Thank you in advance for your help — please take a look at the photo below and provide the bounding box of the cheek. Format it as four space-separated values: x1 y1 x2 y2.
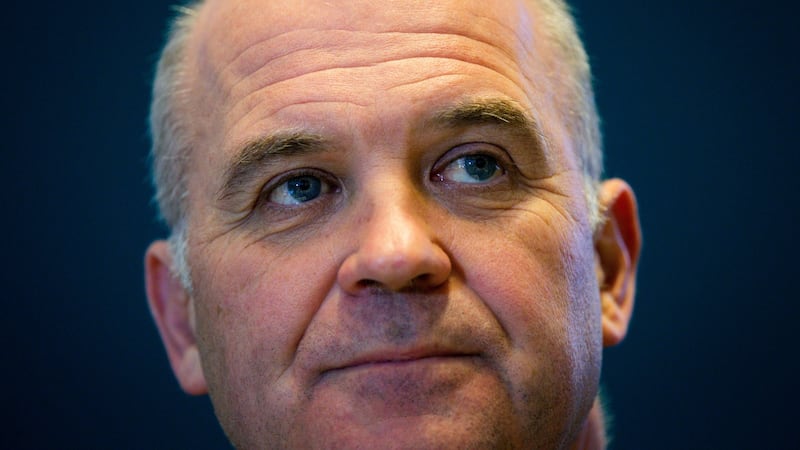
190 240 339 432
456 213 601 421
463 220 597 339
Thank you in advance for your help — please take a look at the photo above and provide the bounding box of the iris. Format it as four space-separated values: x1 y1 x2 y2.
462 155 498 181
286 176 322 202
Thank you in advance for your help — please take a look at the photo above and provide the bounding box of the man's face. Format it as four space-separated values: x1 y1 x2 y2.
177 0 605 447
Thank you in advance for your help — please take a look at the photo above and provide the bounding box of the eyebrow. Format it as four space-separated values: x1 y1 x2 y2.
217 99 549 203
430 98 550 152
217 131 326 202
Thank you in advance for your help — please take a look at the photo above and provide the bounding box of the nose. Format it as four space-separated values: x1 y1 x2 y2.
337 192 452 294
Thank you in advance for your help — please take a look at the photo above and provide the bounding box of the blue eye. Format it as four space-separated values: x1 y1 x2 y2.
268 175 330 205
440 154 502 183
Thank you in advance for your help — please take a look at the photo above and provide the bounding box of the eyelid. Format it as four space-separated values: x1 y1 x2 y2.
431 143 513 182
258 168 340 207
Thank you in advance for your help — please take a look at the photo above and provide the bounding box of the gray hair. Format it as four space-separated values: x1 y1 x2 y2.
148 0 604 288
149 3 200 289
531 0 604 227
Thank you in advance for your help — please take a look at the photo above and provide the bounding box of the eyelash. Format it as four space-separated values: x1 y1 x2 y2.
258 168 340 207
256 143 513 209
431 144 512 185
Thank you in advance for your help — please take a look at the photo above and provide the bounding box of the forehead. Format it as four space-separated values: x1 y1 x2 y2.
194 0 539 62
183 0 567 179
188 0 550 115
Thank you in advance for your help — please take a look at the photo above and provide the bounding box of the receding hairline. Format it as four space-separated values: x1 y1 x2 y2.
150 0 602 232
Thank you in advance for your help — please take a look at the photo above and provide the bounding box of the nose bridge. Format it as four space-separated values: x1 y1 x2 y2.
365 177 427 250
337 171 452 293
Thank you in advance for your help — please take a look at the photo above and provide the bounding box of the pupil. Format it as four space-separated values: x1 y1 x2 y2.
464 155 496 180
287 176 321 202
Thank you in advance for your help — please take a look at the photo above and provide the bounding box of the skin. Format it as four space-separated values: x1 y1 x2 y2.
146 0 642 448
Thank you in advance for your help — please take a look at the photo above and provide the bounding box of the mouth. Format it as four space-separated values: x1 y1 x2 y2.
307 348 488 419
321 348 482 377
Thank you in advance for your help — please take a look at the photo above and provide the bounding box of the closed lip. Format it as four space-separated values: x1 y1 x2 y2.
322 346 481 375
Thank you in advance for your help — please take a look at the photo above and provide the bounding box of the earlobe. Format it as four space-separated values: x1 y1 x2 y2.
145 240 208 395
595 179 642 348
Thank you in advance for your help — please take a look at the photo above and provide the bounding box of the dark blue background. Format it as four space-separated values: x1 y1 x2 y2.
4 1 797 448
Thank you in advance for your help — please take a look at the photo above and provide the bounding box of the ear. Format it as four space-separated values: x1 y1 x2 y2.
595 179 642 347
145 240 208 395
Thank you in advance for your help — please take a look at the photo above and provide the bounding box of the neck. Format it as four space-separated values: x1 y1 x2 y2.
569 398 607 450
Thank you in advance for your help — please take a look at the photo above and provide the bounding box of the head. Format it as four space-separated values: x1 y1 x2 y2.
145 0 641 448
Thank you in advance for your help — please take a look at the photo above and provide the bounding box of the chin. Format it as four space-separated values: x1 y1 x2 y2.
288 415 517 450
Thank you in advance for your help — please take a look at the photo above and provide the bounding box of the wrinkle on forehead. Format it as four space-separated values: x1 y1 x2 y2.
228 53 530 142
226 31 517 104
189 0 545 103
181 0 569 183
195 0 537 61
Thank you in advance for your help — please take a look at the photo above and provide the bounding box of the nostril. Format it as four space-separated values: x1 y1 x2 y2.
409 274 430 289
353 279 405 295
357 279 382 290
337 229 453 295
355 274 440 293
355 278 418 293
